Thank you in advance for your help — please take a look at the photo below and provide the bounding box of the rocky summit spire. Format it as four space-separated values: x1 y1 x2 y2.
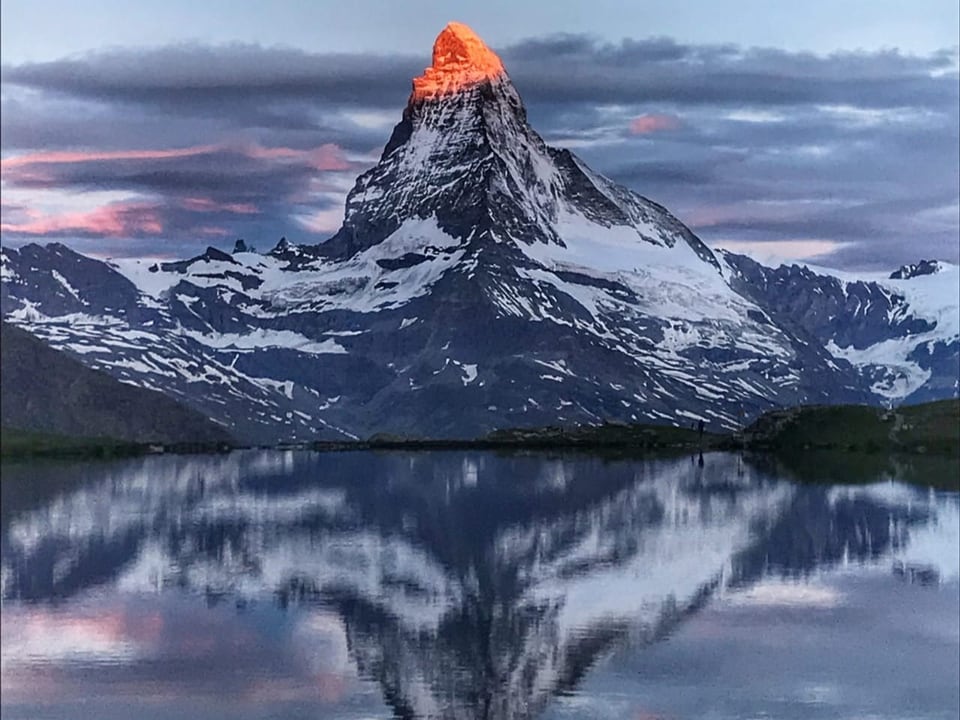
411 22 505 101
320 20 721 269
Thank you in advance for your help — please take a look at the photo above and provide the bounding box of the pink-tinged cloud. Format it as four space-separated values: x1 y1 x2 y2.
246 143 351 171
195 225 231 237
182 197 258 215
629 114 681 134
297 208 346 233
0 142 352 173
712 239 846 262
0 145 220 170
0 201 164 238
1 202 36 224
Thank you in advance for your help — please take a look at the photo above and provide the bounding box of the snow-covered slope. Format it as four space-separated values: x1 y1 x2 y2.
1 23 956 440
723 253 959 403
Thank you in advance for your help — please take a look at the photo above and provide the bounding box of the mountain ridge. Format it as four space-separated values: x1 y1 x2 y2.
0 320 235 445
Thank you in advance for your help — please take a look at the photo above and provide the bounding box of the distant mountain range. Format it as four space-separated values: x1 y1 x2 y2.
1 321 233 445
1 23 957 442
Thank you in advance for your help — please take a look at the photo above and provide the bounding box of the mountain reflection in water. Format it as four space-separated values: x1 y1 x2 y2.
1 451 957 720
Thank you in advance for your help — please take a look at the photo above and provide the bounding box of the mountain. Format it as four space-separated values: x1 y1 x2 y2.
723 253 959 403
1 23 957 442
0 321 234 445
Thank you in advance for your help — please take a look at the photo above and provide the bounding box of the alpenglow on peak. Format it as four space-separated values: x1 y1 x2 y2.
411 22 505 101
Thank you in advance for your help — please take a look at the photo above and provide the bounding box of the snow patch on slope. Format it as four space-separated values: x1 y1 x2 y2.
182 328 347 355
807 261 959 400
263 217 464 314
826 338 932 399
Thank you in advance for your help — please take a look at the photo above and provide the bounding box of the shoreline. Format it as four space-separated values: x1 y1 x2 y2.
3 400 957 463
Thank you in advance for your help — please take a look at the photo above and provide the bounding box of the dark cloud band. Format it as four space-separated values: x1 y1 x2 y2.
1 35 957 268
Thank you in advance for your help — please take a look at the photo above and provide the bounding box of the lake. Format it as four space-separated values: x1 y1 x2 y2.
1 450 958 719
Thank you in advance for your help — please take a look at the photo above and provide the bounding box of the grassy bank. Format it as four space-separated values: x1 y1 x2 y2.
5 400 956 462
742 399 959 455
0 427 234 460
1 428 142 459
309 400 958 457
308 422 730 453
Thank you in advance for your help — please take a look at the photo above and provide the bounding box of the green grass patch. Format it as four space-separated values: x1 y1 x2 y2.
307 422 727 452
1 427 235 459
0 427 144 459
743 399 959 456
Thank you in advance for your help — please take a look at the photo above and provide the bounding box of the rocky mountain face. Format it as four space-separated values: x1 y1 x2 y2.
0 321 234 444
890 259 943 280
723 253 959 403
1 23 957 442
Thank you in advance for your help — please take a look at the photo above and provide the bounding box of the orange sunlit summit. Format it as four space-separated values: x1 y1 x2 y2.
411 22 505 101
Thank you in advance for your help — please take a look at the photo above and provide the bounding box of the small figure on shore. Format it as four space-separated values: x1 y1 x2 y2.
697 419 705 445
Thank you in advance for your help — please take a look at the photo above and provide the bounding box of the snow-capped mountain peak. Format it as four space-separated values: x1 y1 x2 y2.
1 23 956 442
325 22 719 276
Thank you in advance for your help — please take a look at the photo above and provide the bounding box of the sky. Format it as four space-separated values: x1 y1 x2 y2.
1 0 958 269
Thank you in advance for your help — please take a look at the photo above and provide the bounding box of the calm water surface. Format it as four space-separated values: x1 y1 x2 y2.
1 451 958 719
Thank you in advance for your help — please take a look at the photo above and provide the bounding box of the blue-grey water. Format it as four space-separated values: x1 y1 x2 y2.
1 450 957 720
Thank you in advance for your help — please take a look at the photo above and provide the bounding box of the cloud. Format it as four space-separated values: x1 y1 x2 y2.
2 146 219 169
629 114 681 134
502 36 958 109
0 141 361 252
0 200 164 238
0 43 421 109
607 160 716 187
0 35 957 268
713 239 849 265
180 197 258 215
1 142 354 186
3 39 955 125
